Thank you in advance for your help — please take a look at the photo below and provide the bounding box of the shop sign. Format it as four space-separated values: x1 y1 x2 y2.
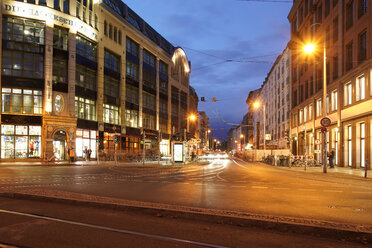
3 2 98 40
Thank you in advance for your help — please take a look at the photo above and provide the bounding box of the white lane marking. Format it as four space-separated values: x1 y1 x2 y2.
251 186 268 189
232 160 249 170
323 190 343 193
215 161 228 182
298 189 316 192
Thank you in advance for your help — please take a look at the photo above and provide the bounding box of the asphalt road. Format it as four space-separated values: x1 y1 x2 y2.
0 159 372 227
0 197 366 248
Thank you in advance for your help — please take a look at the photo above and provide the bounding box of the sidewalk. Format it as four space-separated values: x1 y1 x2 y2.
276 164 370 179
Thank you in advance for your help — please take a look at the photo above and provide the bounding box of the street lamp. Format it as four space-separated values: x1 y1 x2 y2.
303 39 327 173
253 101 266 158
240 134 245 151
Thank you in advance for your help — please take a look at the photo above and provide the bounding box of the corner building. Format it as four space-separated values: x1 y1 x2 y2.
288 0 372 169
0 0 191 161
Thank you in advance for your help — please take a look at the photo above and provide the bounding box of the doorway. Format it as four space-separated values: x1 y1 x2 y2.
53 130 67 160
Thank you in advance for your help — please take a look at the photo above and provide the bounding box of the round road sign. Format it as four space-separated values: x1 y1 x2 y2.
320 117 331 127
321 127 327 133
315 139 321 145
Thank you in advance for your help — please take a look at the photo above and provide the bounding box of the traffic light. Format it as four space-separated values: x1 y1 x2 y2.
96 136 100 143
201 97 205 102
114 135 119 144
212 97 217 102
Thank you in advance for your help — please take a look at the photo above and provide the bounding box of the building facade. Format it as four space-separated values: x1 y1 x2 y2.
0 0 191 161
197 111 210 151
251 46 292 150
288 0 372 169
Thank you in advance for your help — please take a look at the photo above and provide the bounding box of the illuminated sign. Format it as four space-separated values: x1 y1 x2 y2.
173 143 184 162
3 2 97 40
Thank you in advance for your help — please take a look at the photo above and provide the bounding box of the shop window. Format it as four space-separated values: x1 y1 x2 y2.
76 129 96 158
347 125 352 166
0 125 41 159
2 88 42 114
75 97 96 121
103 104 120 125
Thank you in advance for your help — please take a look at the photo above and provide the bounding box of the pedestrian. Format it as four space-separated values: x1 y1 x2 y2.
69 147 75 163
88 148 92 160
328 150 335 168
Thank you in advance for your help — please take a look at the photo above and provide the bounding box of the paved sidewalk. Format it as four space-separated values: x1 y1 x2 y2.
275 164 370 179
0 160 173 167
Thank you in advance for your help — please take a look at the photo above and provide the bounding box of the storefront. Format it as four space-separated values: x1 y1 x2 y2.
76 129 97 159
0 124 41 159
160 139 170 155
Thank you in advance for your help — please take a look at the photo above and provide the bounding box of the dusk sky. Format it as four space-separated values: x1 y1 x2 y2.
125 0 292 140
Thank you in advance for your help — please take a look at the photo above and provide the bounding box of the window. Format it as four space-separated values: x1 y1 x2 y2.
95 14 98 29
2 17 45 45
344 82 352 105
347 125 352 166
142 113 155 129
346 41 353 71
52 58 67 86
356 75 366 101
76 35 97 62
54 0 60 10
104 76 120 98
104 21 107 36
317 5 323 23
118 31 122 45
358 31 367 63
346 0 354 29
104 50 120 72
125 109 138 128
63 0 69 13
126 85 139 105
82 6 87 22
53 26 68 50
39 0 47 6
159 61 168 75
309 104 313 120
142 92 156 111
316 98 322 117
126 61 138 80
76 1 80 18
126 37 139 57
1 125 42 159
2 51 44 78
325 0 330 17
143 49 155 67
2 88 42 114
75 97 96 121
89 10 92 25
103 104 120 125
159 99 167 114
76 65 97 91
333 17 338 42
299 109 303 124
331 90 338 111
358 0 367 17
333 56 338 79
109 24 113 39
114 27 117 42
360 123 365 167
304 106 308 122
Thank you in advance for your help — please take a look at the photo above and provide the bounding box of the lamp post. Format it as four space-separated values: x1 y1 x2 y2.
207 129 211 150
303 39 327 173
253 101 266 158
240 134 245 151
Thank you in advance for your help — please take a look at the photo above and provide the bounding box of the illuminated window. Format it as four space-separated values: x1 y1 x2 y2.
356 75 365 101
344 82 352 105
304 106 308 122
2 51 43 78
360 123 365 167
76 35 97 62
53 26 68 50
75 97 96 121
331 90 338 111
347 125 352 166
1 88 42 114
125 109 138 128
316 98 322 117
309 104 313 120
103 104 120 125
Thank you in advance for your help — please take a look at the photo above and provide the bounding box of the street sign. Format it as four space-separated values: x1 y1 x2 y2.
320 117 331 127
315 139 321 145
321 127 327 133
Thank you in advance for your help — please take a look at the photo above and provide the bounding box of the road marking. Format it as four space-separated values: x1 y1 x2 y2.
323 190 343 193
0 209 228 248
251 186 268 189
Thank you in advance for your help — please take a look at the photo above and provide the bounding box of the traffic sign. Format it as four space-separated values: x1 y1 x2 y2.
315 139 321 145
320 117 331 127
321 127 327 133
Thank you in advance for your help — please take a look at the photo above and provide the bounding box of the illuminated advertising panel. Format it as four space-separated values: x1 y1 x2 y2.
173 143 184 162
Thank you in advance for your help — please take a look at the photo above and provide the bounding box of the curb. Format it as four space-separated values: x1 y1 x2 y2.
0 191 371 245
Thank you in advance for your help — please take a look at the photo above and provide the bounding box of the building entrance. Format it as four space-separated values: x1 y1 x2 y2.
53 131 67 160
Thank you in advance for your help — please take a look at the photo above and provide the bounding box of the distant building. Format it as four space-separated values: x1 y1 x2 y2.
250 45 291 150
188 86 199 139
246 89 261 148
198 111 210 150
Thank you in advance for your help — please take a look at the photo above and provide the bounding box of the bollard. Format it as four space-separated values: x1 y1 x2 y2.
365 159 368 178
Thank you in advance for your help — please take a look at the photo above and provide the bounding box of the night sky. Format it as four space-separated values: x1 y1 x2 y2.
125 0 292 140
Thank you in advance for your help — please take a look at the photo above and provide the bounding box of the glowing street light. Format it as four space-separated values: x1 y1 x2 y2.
302 40 327 173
